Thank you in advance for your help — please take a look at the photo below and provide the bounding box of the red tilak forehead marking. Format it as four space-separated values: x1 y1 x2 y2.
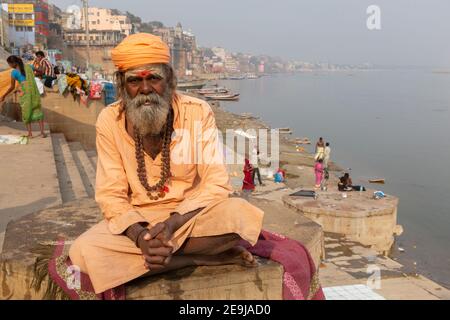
137 70 153 77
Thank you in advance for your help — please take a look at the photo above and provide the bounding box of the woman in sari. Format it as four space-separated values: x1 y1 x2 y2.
314 159 324 189
0 55 46 138
242 158 255 195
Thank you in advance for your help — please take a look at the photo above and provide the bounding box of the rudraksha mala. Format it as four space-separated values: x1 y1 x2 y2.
134 110 174 201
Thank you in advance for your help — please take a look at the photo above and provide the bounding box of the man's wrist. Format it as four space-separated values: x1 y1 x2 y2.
168 212 182 233
125 222 149 246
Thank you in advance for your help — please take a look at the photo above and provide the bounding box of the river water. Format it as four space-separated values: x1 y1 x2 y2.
217 70 450 288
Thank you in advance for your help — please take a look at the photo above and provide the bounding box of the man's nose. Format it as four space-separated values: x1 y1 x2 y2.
139 79 154 95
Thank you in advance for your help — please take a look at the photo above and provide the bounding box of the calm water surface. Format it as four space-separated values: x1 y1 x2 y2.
217 70 450 288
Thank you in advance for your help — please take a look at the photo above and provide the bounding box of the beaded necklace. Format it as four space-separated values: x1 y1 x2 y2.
134 110 173 201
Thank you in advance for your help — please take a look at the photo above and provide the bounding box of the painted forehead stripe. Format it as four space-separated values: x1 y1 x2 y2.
125 65 164 78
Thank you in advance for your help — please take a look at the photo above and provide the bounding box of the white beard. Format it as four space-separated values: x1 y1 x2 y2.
124 92 171 136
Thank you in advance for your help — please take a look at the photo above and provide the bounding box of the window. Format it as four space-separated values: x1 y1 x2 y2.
97 12 100 16
120 21 124 24
15 26 23 32
8 14 13 20
92 21 96 25
97 20 100 24
95 36 99 41
24 14 32 20
26 27 33 32
15 14 24 20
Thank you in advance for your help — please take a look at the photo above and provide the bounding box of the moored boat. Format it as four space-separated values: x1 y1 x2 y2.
177 80 206 90
369 179 386 184
195 87 229 95
204 93 240 101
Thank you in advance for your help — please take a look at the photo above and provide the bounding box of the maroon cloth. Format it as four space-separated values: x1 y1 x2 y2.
242 230 325 300
48 239 125 300
242 159 255 191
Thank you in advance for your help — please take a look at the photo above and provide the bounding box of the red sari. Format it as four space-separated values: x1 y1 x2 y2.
242 159 255 191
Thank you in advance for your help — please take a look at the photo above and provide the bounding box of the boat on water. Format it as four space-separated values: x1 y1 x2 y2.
226 75 246 80
177 80 206 90
246 73 259 79
204 93 240 101
296 137 311 145
195 87 229 95
277 128 293 134
369 179 386 184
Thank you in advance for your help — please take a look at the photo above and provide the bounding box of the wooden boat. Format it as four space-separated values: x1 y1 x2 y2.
177 80 206 90
277 128 293 135
246 73 259 79
196 87 229 95
204 93 240 101
227 75 246 80
369 179 386 184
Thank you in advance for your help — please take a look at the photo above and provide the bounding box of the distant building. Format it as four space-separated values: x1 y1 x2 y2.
211 47 226 61
2 2 36 50
3 0 50 50
0 6 9 48
79 7 132 37
63 29 124 47
61 6 131 48
153 22 202 78
258 61 265 74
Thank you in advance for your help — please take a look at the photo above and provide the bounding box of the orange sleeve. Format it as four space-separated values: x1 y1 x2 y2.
95 109 148 235
175 103 233 215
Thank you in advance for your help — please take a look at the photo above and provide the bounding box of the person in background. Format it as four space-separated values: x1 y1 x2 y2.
34 51 56 88
0 55 46 138
323 142 331 169
251 147 263 186
315 137 325 161
338 173 353 191
274 168 286 183
243 158 256 195
314 159 324 189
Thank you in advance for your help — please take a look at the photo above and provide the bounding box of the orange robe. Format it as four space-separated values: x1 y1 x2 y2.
69 94 264 294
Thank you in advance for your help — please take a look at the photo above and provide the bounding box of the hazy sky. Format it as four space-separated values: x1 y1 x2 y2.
51 0 450 67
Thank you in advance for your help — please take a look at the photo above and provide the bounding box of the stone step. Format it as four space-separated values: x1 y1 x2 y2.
51 133 88 203
68 142 96 198
0 122 62 253
85 150 98 172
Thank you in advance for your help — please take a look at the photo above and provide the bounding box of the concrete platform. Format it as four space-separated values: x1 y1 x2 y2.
0 199 283 300
283 188 402 254
320 233 450 300
0 122 61 252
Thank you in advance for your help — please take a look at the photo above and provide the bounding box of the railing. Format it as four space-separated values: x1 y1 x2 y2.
64 39 121 46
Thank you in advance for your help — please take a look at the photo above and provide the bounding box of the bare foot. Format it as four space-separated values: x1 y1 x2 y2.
27 134 33 139
217 246 258 268
41 132 47 138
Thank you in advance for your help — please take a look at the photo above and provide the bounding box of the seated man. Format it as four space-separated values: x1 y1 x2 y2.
69 34 264 294
34 51 56 88
338 173 353 191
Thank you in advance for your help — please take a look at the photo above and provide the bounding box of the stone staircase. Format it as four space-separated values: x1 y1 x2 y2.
51 133 97 202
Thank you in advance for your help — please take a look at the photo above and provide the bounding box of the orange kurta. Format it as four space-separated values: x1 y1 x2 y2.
69 94 264 293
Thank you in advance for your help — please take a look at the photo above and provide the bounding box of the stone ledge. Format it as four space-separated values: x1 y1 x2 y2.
0 199 283 300
126 259 283 300
283 189 400 254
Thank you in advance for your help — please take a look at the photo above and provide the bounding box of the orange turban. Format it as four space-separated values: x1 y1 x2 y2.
111 33 171 71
